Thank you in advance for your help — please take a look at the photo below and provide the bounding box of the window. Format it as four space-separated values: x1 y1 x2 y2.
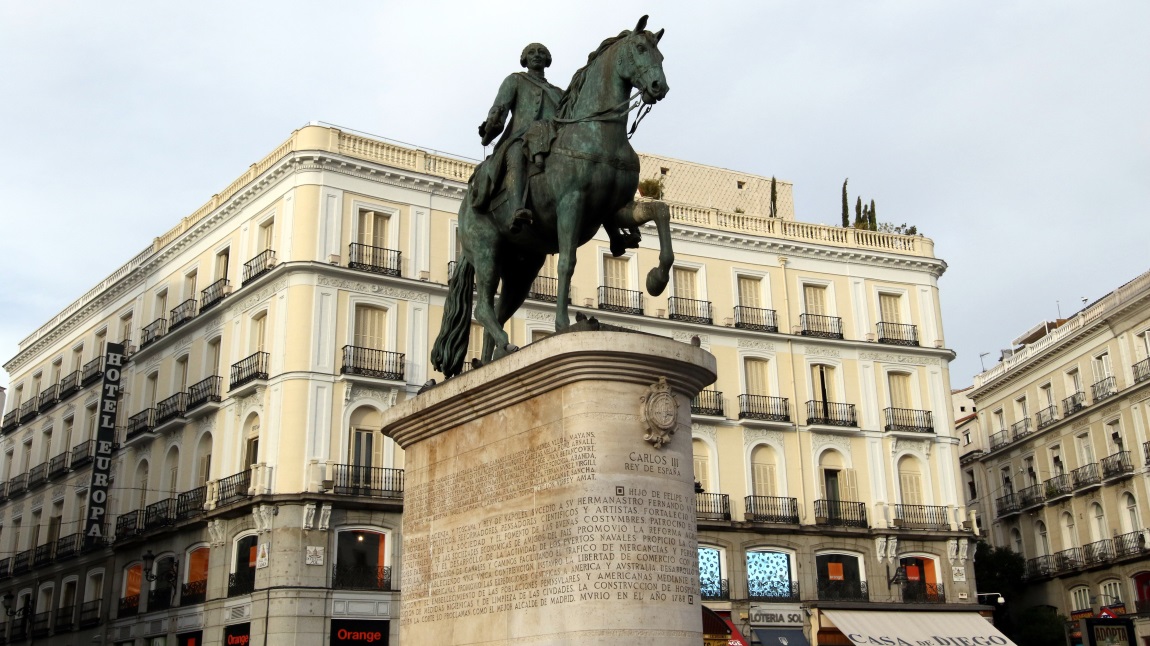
750 445 777 497
1107 420 1123 452
184 271 198 301
1123 493 1140 533
122 563 143 603
744 358 770 397
231 534 258 596
1061 512 1077 548
71 345 84 372
134 461 149 510
964 471 976 500
175 356 189 393
878 293 901 324
50 359 62 385
62 417 74 455
60 578 77 616
692 439 711 493
334 530 391 590
41 428 53 462
1051 445 1064 475
993 409 1005 432
119 313 133 345
164 448 179 497
353 305 386 351
815 553 864 600
698 546 727 599
737 276 762 308
154 290 168 321
357 210 388 249
215 248 230 281
251 312 267 353
897 457 923 505
603 256 628 289
1091 502 1106 541
1101 580 1124 605
1039 383 1054 408
349 407 383 471
1070 586 1091 612
1024 457 1037 486
962 431 971 445
95 328 107 355
1079 434 1096 465
47 501 62 546
145 372 158 409
899 556 941 602
258 217 275 252
186 546 209 588
1066 368 1083 395
1035 521 1050 556
84 571 104 604
746 550 795 600
888 372 913 410
196 432 213 487
207 338 222 377
819 450 858 502
803 284 827 316
811 364 836 402
1014 396 1029 423
84 404 98 442
466 323 484 365
1011 528 1023 555
1093 352 1113 381
672 267 699 299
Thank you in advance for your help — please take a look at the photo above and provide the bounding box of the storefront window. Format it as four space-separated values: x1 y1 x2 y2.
334 530 391 591
815 553 866 601
698 546 727 600
746 550 795 601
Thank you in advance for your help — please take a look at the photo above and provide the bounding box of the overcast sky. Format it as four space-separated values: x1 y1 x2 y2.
1 1 1147 392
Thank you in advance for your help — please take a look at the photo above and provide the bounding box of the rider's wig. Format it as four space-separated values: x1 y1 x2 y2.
520 43 552 68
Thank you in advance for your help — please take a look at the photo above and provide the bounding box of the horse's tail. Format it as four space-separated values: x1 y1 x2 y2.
431 256 475 378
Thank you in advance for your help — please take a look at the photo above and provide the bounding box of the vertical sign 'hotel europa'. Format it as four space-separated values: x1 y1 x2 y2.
85 342 124 548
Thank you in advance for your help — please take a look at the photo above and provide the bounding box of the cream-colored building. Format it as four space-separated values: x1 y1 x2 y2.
0 124 977 646
963 270 1150 640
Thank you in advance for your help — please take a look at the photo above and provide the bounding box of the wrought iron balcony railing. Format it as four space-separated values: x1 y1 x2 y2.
200 278 231 312
169 299 197 331
33 542 54 567
1036 405 1058 429
19 399 38 423
1 410 17 433
38 383 59 412
30 610 50 638
7 473 26 498
81 356 104 385
800 313 844 339
995 492 1021 517
149 586 175 612
228 568 256 597
27 463 47 489
700 577 730 601
1083 539 1115 566
667 296 713 324
187 375 222 411
695 493 731 521
55 533 82 562
348 243 402 276
0 557 9 579
242 249 276 285
155 392 188 425
144 498 177 530
1044 474 1072 500
744 496 800 524
331 465 404 498
738 395 789 422
877 321 919 346
60 369 82 396
230 351 269 390
55 603 75 633
892 504 950 529
341 346 405 381
1114 530 1149 558
1025 555 1054 579
902 582 945 603
11 550 31 575
78 599 101 628
597 286 643 315
1135 358 1150 384
126 408 156 440
118 594 140 618
1072 463 1102 490
806 400 857 427
217 469 252 506
1063 391 1086 416
528 275 559 302
1092 376 1117 402
1018 483 1045 509
1101 451 1134 480
48 451 70 478
71 440 94 468
733 306 778 332
332 564 394 591
691 390 724 416
814 499 868 528
115 510 142 541
1053 547 1082 574
1011 418 1033 440
748 578 799 602
883 407 933 433
1146 442 1150 467
140 318 168 349
177 485 208 520
182 579 207 605
817 579 868 602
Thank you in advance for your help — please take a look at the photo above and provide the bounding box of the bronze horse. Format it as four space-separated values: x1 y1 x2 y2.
432 16 674 378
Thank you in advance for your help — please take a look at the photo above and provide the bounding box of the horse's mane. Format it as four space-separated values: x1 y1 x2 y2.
557 30 631 119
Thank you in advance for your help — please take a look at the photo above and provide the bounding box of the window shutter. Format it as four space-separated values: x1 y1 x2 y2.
899 470 923 505
889 373 912 409
541 255 557 278
693 454 710 493
752 462 776 497
818 468 828 499
673 268 697 299
842 468 859 502
354 306 387 350
803 285 826 316
737 277 761 308
744 359 770 397
466 323 485 362
604 257 628 289
879 293 901 324
359 211 388 248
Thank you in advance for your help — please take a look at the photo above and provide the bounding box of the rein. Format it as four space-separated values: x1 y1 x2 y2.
553 35 658 139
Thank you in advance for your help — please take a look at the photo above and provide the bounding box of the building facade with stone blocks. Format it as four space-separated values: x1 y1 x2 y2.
962 269 1150 638
0 124 977 645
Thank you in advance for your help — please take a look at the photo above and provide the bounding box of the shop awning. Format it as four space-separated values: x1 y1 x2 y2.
821 609 1016 646
753 627 810 645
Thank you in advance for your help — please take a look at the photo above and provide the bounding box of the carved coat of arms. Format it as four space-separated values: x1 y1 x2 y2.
640 377 679 448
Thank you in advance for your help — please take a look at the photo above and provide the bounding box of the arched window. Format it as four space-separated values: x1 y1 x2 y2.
84 570 104 604
698 546 727 600
133 460 149 511
1070 586 1091 612
749 445 777 498
899 555 942 602
1010 528 1024 556
1133 572 1150 607
746 549 796 601
1091 502 1106 541
1035 521 1050 556
349 406 383 470
815 552 866 601
692 439 711 493
897 456 924 505
334 529 392 591
818 450 858 520
1123 493 1140 533
121 563 142 616
195 431 213 486
230 534 258 596
243 414 260 470
1100 579 1124 606
184 545 209 604
1061 512 1077 549
149 554 178 610
163 446 180 497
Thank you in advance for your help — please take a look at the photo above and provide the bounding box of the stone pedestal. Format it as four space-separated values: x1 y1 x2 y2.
382 331 716 645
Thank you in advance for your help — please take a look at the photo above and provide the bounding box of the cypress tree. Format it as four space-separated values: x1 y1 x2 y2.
770 176 778 218
841 179 849 227
868 199 877 230
855 196 863 227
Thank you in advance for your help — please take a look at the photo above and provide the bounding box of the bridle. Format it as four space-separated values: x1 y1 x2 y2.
553 33 661 139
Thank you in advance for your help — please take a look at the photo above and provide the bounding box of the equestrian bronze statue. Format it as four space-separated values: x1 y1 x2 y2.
432 15 674 378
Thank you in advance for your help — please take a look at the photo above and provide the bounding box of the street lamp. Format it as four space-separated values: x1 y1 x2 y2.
141 550 179 585
976 592 1006 605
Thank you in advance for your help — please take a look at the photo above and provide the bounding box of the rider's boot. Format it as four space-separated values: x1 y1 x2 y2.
507 159 533 234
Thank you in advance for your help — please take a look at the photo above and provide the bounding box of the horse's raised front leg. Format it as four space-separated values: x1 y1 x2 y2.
554 192 584 331
611 200 674 296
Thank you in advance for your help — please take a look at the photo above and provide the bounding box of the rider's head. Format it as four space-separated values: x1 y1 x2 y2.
520 43 552 70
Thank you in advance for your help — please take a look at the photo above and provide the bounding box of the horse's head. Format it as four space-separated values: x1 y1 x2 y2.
620 15 669 105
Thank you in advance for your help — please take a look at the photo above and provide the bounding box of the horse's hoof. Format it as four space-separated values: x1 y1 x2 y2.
646 267 668 296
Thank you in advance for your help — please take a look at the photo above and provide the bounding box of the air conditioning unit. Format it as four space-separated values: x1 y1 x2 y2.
328 254 341 265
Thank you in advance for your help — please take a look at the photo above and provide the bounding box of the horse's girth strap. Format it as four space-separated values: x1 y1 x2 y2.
553 146 640 172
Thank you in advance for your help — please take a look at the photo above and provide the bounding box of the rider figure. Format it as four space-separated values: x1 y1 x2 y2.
478 43 563 233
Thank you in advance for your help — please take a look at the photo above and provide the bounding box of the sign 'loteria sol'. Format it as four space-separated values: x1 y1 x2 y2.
84 343 125 549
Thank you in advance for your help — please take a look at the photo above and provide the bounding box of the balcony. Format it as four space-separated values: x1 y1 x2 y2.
182 579 207 605
1092 376 1118 403
140 318 168 349
118 595 140 618
12 550 30 575
144 498 177 530
33 542 54 567
149 587 175 612
242 249 276 285
59 370 82 397
331 465 404 498
1063 391 1086 416
19 399 38 423
806 400 857 427
1135 358 1150 384
1101 451 1134 481
733 306 778 332
1018 483 1045 510
186 375 223 413
902 582 946 604
27 463 47 489
7 474 26 498
883 407 933 434
78 599 101 628
817 579 869 602
748 579 799 603
744 496 800 524
30 611 50 638
995 492 1021 518
528 275 559 302
800 313 844 340
667 296 713 325
348 243 401 276
155 392 188 427
38 383 60 412
0 558 9 579
690 390 724 416
177 486 208 520
738 395 789 423
341 346 405 381
814 500 868 528
71 440 94 469
332 564 394 591
217 469 252 506
597 286 643 315
228 569 257 597
876 321 919 346
1053 547 1082 574
1083 539 1115 566
48 451 70 479
700 578 730 602
200 278 231 313
1010 418 1033 441
81 356 104 385
126 408 156 441
55 533 82 562
1035 405 1058 429
696 493 731 521
1114 530 1149 559
1025 555 1054 580
1 411 17 433
115 510 142 541
55 604 75 633
891 504 950 530
169 299 197 331
230 351 270 390
1044 474 1073 502
1072 463 1102 491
